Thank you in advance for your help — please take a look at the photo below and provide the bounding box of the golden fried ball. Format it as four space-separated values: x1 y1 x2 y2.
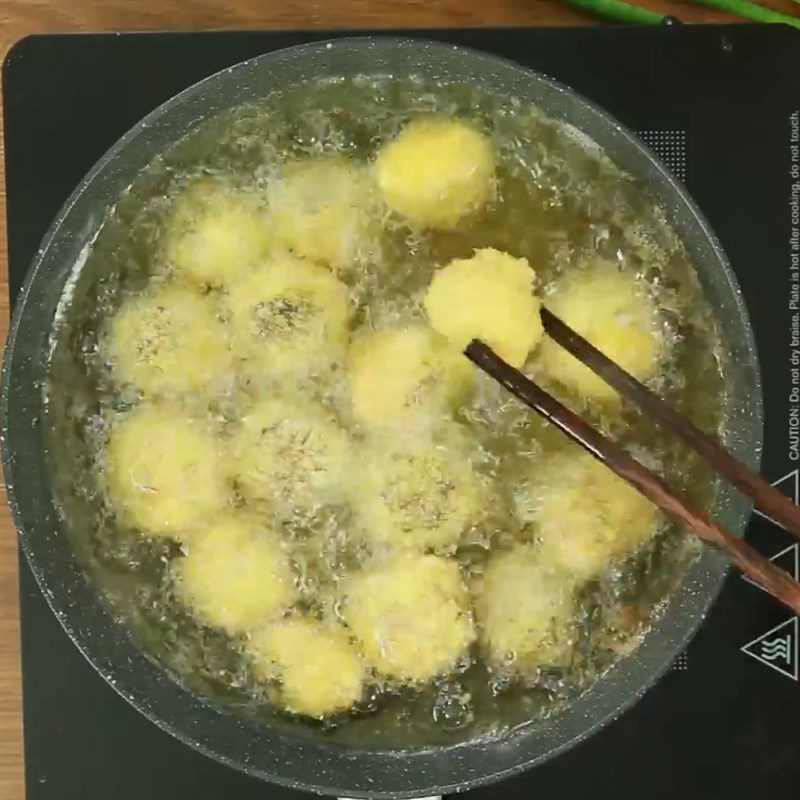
104 405 230 537
225 252 351 384
268 157 376 272
248 617 364 718
375 117 495 229
177 514 295 635
230 397 353 516
516 448 658 578
536 261 661 402
164 181 270 288
424 248 543 368
348 326 474 426
352 428 485 553
474 544 577 672
342 554 474 683
105 284 233 397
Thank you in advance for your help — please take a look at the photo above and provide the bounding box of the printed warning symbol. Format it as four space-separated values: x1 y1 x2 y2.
753 469 799 527
742 543 800 592
741 617 798 681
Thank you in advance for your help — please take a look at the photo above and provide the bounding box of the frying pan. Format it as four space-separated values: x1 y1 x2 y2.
0 37 763 798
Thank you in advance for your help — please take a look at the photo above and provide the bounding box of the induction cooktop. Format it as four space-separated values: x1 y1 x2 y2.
3 24 799 800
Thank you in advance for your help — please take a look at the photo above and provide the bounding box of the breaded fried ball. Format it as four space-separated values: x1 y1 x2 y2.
225 252 351 383
268 157 376 272
375 117 495 230
475 544 577 672
230 398 353 516
164 179 270 288
178 514 295 634
424 248 543 368
342 554 474 683
348 326 474 426
353 428 485 553
104 404 230 537
248 617 364 718
105 284 233 397
536 261 661 402
515 448 658 578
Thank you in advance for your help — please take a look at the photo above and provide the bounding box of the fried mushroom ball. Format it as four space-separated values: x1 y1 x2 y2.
348 326 474 426
424 248 543 368
164 179 270 288
375 117 495 230
225 252 351 385
248 617 365 718
536 261 661 402
267 157 377 272
105 283 233 397
352 427 485 553
104 404 230 538
474 544 578 673
515 448 659 579
177 514 296 635
341 554 474 684
229 397 353 517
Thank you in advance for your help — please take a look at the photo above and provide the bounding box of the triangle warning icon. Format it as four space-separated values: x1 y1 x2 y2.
753 469 799 527
742 543 800 592
741 617 798 681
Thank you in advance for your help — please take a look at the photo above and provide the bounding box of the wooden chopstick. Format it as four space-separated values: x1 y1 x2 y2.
540 308 800 541
464 339 800 616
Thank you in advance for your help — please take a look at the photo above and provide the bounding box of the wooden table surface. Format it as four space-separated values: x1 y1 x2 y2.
1 1 798 798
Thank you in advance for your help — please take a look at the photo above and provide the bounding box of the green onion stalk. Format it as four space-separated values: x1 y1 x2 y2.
689 0 800 28
556 0 666 24
558 0 800 29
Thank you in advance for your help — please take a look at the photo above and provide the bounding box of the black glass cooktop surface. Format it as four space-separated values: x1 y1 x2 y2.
3 24 799 800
